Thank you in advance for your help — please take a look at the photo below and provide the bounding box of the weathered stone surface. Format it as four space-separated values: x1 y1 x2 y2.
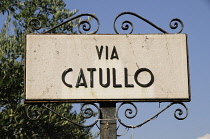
25 34 190 102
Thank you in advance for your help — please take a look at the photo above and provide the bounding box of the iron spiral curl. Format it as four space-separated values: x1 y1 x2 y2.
26 105 42 120
80 103 100 122
120 102 137 119
28 18 42 32
121 20 134 34
78 20 92 34
75 14 100 34
172 102 188 120
116 102 138 128
169 18 184 33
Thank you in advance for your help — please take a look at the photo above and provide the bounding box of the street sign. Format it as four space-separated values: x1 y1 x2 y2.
25 34 190 103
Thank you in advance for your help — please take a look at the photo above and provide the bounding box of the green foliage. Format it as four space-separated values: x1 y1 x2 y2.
13 0 79 34
0 0 22 15
0 15 24 106
0 0 96 138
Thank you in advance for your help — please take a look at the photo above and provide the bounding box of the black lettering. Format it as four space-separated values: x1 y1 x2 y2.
134 68 154 88
75 68 87 88
96 45 103 59
110 46 119 60
99 68 110 87
62 68 73 88
87 68 96 88
113 68 122 88
106 46 108 59
124 68 134 87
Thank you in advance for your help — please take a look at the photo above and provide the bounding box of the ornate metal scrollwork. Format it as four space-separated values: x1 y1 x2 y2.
28 12 184 35
28 18 42 32
28 13 100 34
26 105 43 120
169 18 184 33
26 103 100 128
116 102 188 128
26 12 188 135
173 102 188 120
114 12 184 34
79 103 101 127
44 13 100 34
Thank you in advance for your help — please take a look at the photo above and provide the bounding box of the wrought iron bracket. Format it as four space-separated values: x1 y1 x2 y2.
28 11 184 34
113 12 184 34
28 13 100 34
26 103 100 128
116 102 188 129
26 102 188 130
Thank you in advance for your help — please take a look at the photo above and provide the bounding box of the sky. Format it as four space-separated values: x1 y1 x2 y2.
1 0 210 139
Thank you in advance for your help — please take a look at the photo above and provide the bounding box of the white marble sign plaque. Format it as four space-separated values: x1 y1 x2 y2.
25 34 190 103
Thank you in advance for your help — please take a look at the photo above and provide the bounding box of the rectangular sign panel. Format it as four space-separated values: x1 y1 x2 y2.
25 34 190 103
